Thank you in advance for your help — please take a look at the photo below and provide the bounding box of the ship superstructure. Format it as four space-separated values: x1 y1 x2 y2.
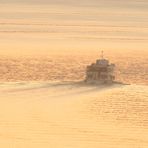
85 51 115 84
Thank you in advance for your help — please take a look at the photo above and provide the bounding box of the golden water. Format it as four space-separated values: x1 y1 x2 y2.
0 0 148 147
0 82 147 148
0 52 147 147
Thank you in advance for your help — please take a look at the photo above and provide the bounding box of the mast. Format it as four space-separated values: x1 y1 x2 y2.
101 50 104 59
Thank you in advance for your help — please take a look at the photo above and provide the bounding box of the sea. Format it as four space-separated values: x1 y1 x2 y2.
0 0 148 147
0 52 147 148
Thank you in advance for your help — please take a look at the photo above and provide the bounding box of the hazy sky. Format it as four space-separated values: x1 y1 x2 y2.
0 0 148 56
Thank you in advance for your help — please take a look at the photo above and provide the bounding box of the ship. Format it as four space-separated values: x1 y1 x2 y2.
85 51 115 84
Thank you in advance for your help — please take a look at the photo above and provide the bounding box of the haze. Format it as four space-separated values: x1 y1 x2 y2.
0 0 148 56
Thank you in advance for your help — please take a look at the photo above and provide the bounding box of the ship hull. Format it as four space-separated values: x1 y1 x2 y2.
84 79 114 85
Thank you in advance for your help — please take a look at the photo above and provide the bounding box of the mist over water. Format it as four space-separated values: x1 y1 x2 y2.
0 51 147 85
0 0 148 55
0 51 147 147
0 80 148 148
0 0 148 147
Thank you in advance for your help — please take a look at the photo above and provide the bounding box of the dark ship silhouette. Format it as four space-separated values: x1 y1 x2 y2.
85 51 115 84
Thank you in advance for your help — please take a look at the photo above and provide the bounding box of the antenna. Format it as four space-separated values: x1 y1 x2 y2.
101 50 104 59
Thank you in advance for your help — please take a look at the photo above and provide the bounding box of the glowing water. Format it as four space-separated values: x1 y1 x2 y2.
0 82 147 147
0 0 148 147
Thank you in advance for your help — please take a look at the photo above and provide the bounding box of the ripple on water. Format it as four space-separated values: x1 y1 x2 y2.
89 85 148 128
